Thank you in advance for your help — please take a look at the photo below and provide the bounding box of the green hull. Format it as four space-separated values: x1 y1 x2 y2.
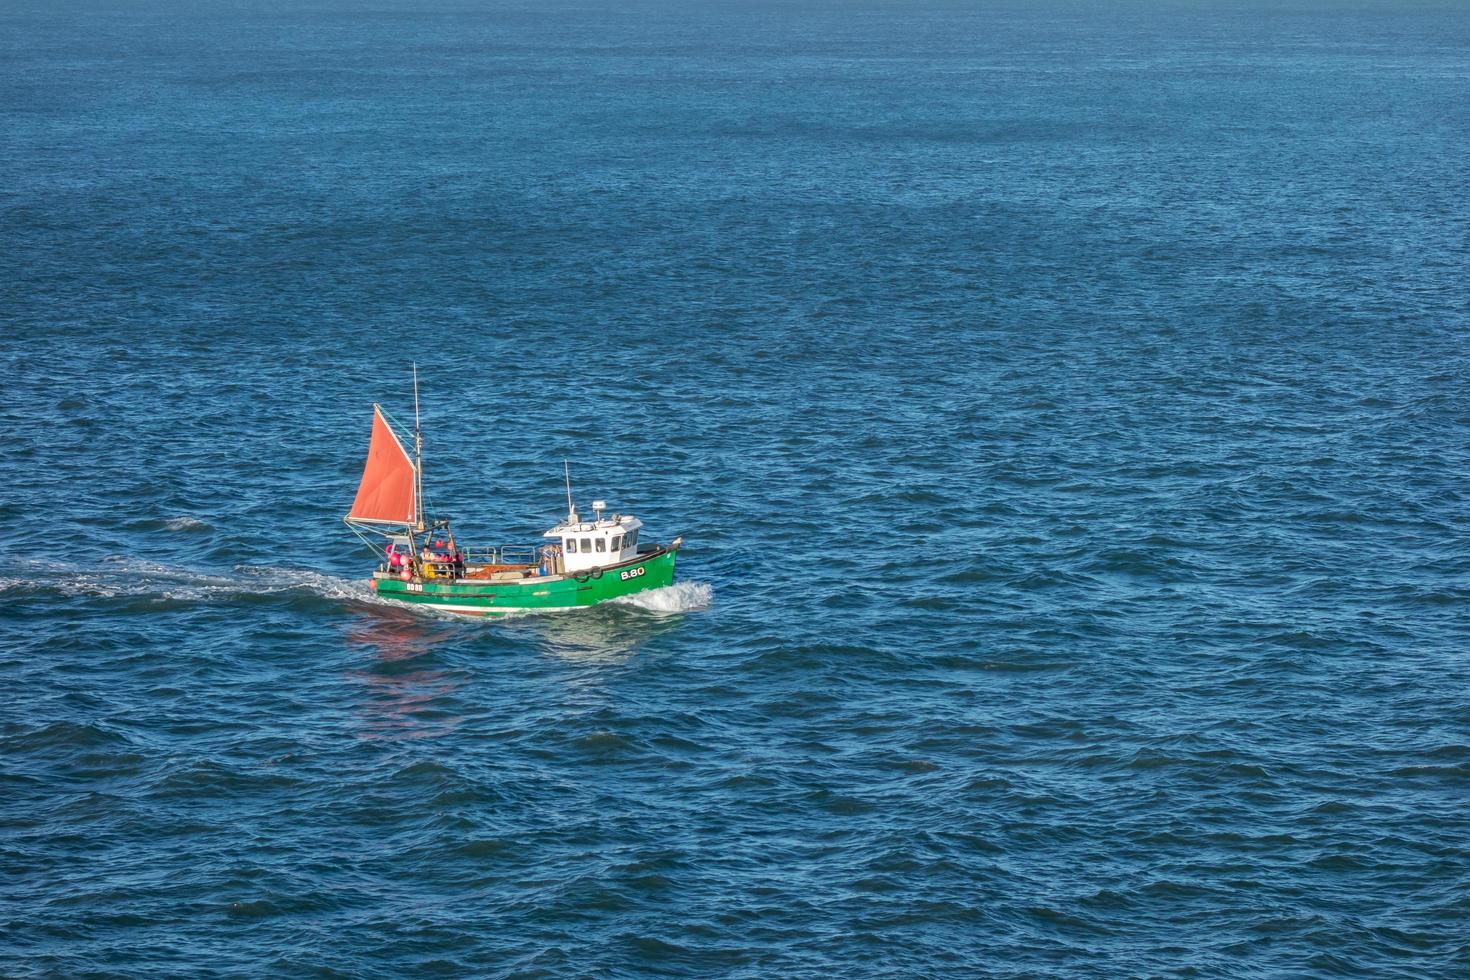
371 547 678 617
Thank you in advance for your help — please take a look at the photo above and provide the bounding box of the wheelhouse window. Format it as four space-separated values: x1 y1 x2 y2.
565 538 578 553
610 534 621 551
595 537 606 553
581 538 592 552
626 529 638 550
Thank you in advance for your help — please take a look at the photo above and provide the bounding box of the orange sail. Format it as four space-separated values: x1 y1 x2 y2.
347 405 417 526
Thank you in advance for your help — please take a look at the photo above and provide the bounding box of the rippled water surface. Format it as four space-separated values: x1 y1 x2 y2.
4 0 1470 975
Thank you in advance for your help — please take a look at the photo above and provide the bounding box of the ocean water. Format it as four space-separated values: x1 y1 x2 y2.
3 0 1469 974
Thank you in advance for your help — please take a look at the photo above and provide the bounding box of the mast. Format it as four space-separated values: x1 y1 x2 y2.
413 362 424 532
564 459 576 523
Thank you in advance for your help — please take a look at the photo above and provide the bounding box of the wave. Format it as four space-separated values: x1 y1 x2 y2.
164 516 213 532
613 581 713 614
0 556 377 607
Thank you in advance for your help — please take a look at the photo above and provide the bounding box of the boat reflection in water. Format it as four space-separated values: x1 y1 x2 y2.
344 612 467 741
504 597 696 666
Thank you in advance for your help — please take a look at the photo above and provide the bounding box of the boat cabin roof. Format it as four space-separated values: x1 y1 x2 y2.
543 513 641 539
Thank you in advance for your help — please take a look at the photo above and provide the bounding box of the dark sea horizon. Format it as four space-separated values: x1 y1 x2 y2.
3 0 1469 975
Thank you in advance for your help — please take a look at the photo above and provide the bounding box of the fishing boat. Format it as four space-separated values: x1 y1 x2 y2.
343 378 681 617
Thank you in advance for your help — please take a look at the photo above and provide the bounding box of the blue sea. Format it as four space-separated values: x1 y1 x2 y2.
3 0 1469 975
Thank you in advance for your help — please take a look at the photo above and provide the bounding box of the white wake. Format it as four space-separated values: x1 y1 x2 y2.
612 581 713 614
2 556 377 605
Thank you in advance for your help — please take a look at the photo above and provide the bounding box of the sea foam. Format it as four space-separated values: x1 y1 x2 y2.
613 581 713 614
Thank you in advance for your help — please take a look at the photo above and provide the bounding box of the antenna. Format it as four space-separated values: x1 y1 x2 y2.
413 362 424 531
563 460 577 523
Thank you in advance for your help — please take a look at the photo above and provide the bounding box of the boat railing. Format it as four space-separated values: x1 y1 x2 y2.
462 545 543 567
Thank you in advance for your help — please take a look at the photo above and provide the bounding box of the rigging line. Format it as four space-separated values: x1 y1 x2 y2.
345 521 397 558
375 406 416 458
